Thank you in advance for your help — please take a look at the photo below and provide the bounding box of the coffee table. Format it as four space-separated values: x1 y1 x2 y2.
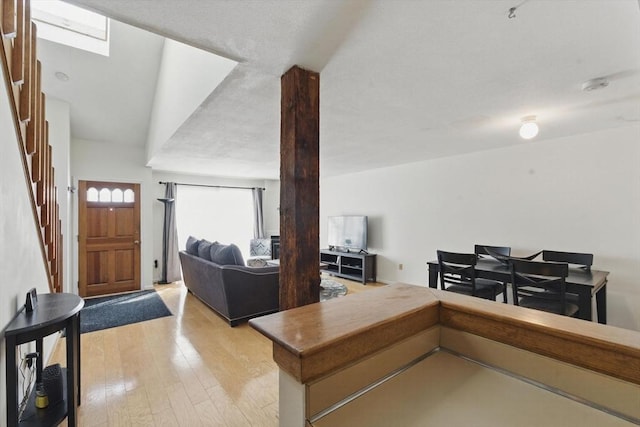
267 259 347 301
266 259 328 269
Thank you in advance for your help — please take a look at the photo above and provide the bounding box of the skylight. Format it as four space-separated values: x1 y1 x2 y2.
32 0 110 56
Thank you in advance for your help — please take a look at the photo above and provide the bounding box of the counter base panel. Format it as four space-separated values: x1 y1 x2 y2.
310 350 635 427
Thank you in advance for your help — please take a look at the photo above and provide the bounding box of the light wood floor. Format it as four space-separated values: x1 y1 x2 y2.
51 275 386 426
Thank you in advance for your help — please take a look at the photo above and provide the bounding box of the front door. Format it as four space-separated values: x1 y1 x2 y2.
78 180 141 297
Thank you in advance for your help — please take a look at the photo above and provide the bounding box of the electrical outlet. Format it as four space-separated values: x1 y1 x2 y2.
398 263 403 270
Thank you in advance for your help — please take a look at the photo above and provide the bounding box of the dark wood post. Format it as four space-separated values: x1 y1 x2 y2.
280 65 320 310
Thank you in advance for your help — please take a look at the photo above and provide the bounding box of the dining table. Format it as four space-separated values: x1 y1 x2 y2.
427 257 609 324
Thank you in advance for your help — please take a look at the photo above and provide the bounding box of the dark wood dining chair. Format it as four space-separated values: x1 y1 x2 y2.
541 250 594 318
542 250 593 271
437 250 505 302
474 245 510 302
509 259 579 317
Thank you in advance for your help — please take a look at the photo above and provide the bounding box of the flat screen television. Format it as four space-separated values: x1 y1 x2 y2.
327 215 368 252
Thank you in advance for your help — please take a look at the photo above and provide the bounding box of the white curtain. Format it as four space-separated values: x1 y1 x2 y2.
164 183 181 283
252 187 265 239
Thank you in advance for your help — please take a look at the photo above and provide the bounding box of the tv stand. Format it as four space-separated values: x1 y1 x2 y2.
320 249 376 284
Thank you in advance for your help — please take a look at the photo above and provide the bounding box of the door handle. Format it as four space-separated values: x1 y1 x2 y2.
134 240 140 245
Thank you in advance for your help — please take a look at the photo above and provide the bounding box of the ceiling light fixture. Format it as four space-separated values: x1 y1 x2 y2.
519 115 538 140
581 77 609 92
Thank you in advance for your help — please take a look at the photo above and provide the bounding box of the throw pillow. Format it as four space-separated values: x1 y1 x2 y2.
211 243 245 266
185 236 200 255
249 238 271 257
197 239 214 261
209 242 223 262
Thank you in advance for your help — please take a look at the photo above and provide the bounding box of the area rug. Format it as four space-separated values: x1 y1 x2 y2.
80 289 172 333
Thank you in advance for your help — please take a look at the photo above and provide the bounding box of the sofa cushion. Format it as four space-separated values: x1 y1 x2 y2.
208 242 224 264
185 235 201 255
197 239 215 261
211 243 245 266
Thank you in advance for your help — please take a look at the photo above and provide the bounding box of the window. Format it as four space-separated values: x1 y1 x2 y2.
86 187 134 203
176 187 254 261
124 189 134 203
86 187 98 202
98 188 111 202
32 0 110 56
112 189 123 202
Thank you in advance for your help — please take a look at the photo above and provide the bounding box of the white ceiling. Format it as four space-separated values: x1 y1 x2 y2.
42 0 640 179
38 19 165 146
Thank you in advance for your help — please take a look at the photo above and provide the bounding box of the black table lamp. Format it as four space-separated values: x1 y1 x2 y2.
157 198 175 284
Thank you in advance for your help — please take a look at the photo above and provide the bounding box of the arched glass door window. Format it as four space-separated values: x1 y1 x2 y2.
86 187 99 202
124 189 135 203
112 188 123 202
99 188 111 202
86 186 135 203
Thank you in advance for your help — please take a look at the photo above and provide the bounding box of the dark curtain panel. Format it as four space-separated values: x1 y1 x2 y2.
252 187 265 239
164 182 181 282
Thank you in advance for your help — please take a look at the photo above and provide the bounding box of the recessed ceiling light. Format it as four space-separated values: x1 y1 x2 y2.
581 77 609 92
54 71 69 82
519 115 539 140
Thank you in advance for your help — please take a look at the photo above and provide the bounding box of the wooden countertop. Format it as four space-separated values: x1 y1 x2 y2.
250 284 640 384
250 283 440 382
434 288 640 384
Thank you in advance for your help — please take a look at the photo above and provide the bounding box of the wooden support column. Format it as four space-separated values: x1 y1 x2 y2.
279 65 320 310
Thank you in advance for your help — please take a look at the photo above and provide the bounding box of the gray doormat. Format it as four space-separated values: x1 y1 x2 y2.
80 289 172 333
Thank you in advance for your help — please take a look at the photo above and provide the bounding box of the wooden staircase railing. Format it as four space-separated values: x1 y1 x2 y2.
1 0 63 293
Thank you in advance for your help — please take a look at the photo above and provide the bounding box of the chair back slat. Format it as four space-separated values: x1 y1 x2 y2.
442 274 471 287
542 250 593 269
475 245 511 257
440 251 478 266
511 258 568 277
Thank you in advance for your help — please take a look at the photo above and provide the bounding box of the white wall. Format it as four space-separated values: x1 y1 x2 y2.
71 138 280 286
320 125 640 331
47 97 72 293
71 139 154 289
145 39 237 160
151 172 279 281
0 63 55 424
